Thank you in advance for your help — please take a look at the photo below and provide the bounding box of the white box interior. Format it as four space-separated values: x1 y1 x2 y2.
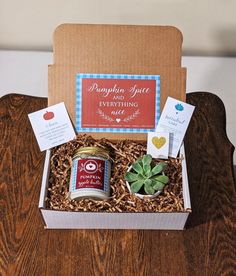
39 144 191 230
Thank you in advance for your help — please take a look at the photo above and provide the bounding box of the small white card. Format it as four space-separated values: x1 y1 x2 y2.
156 97 195 158
147 132 169 159
28 102 76 151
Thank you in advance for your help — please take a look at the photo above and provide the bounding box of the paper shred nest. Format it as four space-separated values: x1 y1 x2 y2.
46 134 184 212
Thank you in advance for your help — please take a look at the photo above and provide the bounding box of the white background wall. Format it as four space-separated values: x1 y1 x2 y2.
0 0 235 162
1 0 236 56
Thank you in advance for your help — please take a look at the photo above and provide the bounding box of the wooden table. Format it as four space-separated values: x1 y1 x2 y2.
0 92 235 275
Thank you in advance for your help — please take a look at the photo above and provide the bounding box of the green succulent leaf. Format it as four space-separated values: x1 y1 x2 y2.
144 180 155 195
153 175 169 184
138 174 145 180
146 171 152 178
125 172 139 182
142 154 152 166
132 162 143 174
151 162 167 175
152 179 165 191
143 164 151 176
136 155 144 163
131 180 144 193
144 179 152 186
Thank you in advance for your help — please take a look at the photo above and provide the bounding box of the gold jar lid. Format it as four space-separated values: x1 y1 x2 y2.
73 146 110 160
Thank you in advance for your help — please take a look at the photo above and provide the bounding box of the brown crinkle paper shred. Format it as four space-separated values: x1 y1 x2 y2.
46 134 184 212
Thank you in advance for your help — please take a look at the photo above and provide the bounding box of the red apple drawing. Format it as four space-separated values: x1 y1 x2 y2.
43 111 54 120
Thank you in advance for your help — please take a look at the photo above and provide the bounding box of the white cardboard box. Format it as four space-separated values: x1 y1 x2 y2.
39 145 191 230
38 24 191 230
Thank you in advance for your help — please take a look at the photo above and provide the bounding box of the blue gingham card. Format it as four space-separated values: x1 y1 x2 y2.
76 73 160 133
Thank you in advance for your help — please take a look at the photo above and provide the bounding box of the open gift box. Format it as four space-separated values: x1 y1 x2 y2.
39 24 191 229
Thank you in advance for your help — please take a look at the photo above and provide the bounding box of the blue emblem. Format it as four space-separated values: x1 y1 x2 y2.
175 103 184 111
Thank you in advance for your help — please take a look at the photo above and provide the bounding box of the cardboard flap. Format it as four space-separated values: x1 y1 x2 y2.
53 24 183 67
49 24 186 140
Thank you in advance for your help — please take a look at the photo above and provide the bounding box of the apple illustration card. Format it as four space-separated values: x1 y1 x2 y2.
156 97 195 158
28 102 76 151
147 132 169 159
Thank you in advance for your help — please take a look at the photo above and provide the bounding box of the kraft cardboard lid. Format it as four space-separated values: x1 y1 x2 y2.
53 24 183 67
49 24 186 140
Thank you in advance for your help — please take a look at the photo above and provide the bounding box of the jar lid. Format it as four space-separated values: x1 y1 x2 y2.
73 146 110 160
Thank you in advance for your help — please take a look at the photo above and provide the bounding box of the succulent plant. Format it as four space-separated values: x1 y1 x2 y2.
125 154 169 195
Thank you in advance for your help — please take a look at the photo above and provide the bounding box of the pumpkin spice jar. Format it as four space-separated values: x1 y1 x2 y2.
69 147 112 200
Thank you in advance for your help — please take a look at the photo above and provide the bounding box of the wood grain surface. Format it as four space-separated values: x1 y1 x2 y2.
0 92 235 276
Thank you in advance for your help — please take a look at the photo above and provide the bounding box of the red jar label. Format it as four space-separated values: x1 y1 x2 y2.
75 158 105 191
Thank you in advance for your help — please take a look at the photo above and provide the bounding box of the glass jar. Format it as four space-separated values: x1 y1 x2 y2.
69 147 112 200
